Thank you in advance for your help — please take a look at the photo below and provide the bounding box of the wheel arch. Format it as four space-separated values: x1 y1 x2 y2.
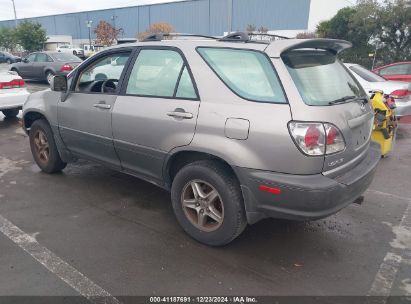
23 111 50 133
163 149 240 189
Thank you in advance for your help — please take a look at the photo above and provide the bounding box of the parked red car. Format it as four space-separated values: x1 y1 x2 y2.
373 61 411 82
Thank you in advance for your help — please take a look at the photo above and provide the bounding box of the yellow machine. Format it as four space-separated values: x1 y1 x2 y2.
370 90 397 157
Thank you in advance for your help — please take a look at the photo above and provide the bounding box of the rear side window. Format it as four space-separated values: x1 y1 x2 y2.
283 50 364 106
197 47 286 103
126 49 197 99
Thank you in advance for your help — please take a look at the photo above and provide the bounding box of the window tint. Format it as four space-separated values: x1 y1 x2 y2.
379 64 411 76
197 47 286 103
349 65 386 82
283 50 365 106
35 53 52 62
26 54 36 62
52 53 80 62
126 49 197 99
75 52 131 92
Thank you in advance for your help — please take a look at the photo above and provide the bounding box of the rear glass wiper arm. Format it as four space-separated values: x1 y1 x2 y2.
329 96 369 105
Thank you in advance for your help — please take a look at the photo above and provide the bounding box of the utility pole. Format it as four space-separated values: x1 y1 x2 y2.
86 20 93 47
11 0 18 27
227 0 232 34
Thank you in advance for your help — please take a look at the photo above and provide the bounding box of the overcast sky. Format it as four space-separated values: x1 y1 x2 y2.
0 0 181 21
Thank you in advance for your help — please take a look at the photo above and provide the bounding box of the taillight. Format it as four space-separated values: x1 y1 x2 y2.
61 64 73 72
324 123 345 154
390 89 410 99
289 122 345 156
0 79 25 89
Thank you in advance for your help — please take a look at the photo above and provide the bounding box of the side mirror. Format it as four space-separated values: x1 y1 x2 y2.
22 58 28 63
50 75 68 92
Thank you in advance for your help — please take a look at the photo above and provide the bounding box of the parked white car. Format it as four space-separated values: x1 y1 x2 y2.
345 63 411 117
56 45 84 58
0 70 30 118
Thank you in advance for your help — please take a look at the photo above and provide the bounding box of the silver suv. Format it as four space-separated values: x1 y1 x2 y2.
22 33 381 246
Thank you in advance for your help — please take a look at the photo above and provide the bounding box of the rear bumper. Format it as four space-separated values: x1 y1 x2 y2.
234 142 381 224
0 89 30 110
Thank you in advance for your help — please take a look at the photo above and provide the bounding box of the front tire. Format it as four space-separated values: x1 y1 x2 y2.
2 108 19 118
171 160 247 246
6 59 12 64
29 119 67 173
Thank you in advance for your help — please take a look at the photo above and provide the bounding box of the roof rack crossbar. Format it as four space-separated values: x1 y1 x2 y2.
218 32 249 42
141 33 217 42
248 33 290 40
142 33 164 42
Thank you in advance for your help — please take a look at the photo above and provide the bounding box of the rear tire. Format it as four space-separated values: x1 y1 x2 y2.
46 70 55 84
29 119 67 173
171 160 247 246
2 108 19 118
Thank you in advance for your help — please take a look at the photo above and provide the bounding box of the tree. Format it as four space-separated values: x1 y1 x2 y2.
316 0 410 67
374 0 411 62
137 22 175 40
94 20 123 46
0 27 17 51
246 24 256 33
15 21 47 52
296 32 317 39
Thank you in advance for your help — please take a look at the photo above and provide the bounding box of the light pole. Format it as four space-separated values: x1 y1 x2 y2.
86 20 93 47
11 0 18 27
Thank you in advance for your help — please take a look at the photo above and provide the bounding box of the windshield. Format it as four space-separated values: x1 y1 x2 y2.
283 50 365 106
349 65 386 82
51 53 80 62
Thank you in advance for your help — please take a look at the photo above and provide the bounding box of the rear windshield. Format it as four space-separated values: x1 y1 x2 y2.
197 47 286 103
349 65 386 82
51 53 80 62
283 50 365 106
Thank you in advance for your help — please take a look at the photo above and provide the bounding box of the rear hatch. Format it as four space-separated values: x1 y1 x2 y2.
271 41 374 177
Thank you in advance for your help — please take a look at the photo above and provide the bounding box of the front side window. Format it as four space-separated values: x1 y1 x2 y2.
75 52 131 93
26 54 36 62
197 47 286 103
126 49 197 99
283 50 365 106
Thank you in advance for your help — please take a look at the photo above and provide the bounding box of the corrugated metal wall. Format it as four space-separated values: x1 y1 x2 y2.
0 0 311 39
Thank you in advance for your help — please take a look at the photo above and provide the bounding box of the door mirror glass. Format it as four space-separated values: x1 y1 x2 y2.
22 58 29 63
51 75 68 92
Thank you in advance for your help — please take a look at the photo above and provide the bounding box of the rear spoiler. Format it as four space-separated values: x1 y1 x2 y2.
265 39 352 58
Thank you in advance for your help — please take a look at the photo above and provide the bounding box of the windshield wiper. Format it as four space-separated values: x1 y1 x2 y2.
329 96 368 105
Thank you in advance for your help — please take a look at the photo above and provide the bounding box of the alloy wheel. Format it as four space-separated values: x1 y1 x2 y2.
181 180 224 232
33 129 50 165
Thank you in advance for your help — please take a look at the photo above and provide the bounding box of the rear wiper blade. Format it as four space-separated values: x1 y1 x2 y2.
329 96 369 105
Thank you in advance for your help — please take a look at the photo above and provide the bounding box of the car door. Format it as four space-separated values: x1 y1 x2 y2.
19 53 36 78
0 52 5 63
58 49 134 169
32 53 53 80
112 47 200 182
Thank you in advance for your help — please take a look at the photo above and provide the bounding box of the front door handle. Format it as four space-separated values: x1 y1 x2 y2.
167 109 193 119
93 103 111 110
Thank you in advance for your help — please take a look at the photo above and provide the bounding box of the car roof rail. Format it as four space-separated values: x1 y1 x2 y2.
218 32 250 42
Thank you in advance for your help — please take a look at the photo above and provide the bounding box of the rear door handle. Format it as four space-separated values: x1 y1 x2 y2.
167 110 193 119
93 103 111 110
